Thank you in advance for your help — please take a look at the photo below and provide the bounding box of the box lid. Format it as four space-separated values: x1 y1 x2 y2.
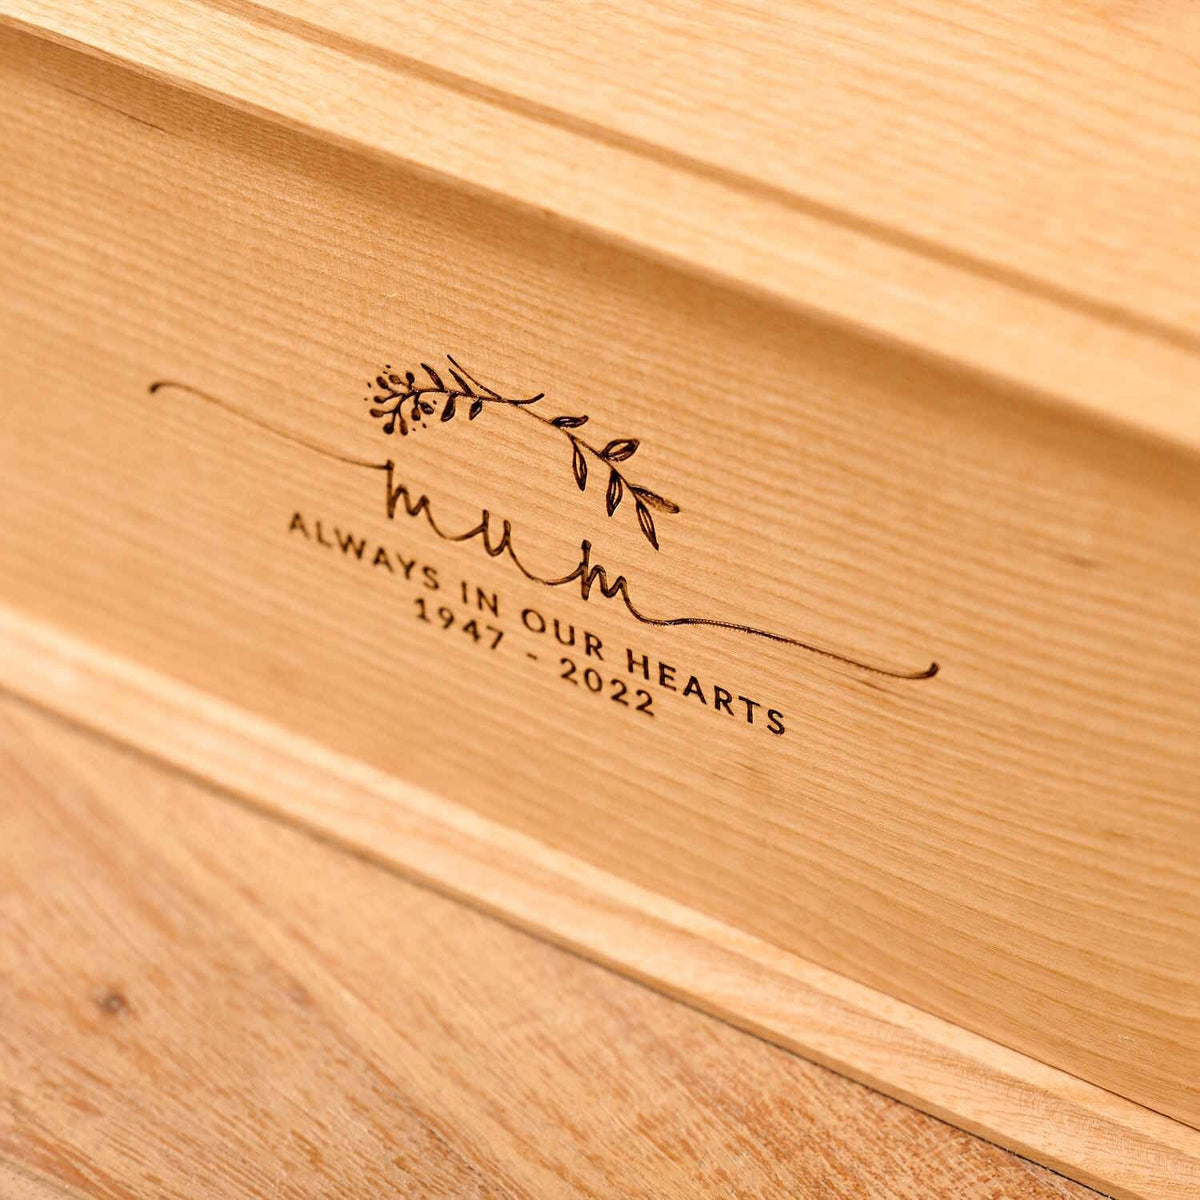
7 0 1200 452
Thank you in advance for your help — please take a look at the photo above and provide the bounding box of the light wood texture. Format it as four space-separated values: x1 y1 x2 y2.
1 7 1199 1192
5 0 1200 452
0 691 1104 1199
255 0 1200 338
3 604 1198 1200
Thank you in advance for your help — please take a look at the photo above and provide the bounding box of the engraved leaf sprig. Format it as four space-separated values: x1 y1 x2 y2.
549 416 679 550
364 356 679 550
364 355 543 438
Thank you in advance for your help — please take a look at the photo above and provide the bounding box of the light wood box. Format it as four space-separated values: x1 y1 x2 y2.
1 6 1198 1198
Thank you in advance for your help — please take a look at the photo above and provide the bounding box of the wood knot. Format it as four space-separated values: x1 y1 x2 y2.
96 989 129 1017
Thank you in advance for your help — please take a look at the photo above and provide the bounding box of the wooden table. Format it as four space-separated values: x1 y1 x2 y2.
0 692 1096 1198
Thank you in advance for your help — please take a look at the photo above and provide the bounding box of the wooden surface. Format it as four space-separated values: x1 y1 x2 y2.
222 0 1200 338
3 19 1199 1138
2 10 1200 1195
5 599 1200 1200
6 0 1200 451
0 690 1101 1199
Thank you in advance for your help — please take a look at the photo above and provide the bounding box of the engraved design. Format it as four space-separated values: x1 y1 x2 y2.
149 365 939 682
366 357 679 550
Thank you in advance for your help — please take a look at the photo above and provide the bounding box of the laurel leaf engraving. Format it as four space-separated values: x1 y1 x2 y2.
552 415 589 429
600 438 638 463
635 498 659 549
449 368 476 397
633 486 680 514
469 398 484 420
440 394 457 422
572 442 588 491
423 363 444 390
606 470 623 516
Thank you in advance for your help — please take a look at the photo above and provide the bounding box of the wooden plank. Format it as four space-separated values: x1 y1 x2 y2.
231 0 1200 339
4 2 1200 453
0 692 1100 1199
2 604 1197 1200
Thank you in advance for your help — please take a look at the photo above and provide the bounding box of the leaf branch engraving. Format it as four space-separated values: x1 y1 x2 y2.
364 356 543 437
148 377 941 681
365 356 679 551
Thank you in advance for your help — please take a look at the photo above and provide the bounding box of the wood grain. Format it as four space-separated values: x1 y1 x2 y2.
252 0 1200 334
0 690 1101 1200
5 0 1200 451
3 601 1199 1200
1 10 1199 1195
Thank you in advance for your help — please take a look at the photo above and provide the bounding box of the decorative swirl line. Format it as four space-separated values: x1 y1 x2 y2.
150 379 938 681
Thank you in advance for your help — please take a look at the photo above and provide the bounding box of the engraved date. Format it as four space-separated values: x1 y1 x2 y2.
559 655 654 717
414 598 504 649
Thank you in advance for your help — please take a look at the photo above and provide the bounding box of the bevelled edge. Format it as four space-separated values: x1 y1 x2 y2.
3 1 1200 460
1 597 1198 1200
